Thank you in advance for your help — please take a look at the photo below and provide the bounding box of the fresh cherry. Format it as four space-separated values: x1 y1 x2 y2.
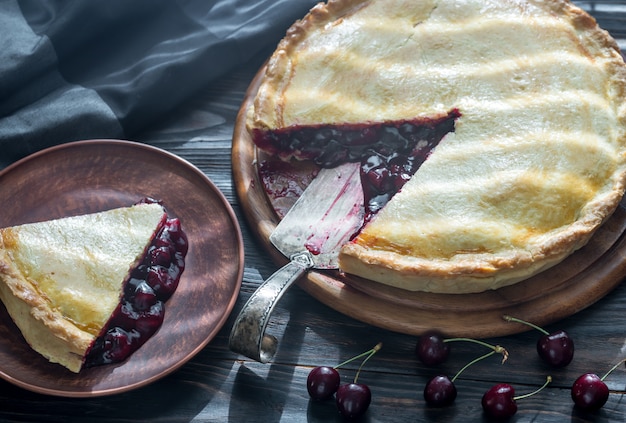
571 373 609 411
336 383 371 420
416 330 450 366
482 383 517 419
307 343 382 419
307 366 340 400
482 376 552 419
571 358 626 411
537 330 574 367
423 340 508 407
416 333 511 368
424 375 457 407
504 315 574 367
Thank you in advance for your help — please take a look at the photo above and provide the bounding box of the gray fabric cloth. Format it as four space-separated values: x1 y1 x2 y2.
0 0 318 167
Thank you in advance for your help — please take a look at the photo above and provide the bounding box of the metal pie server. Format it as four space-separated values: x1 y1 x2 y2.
229 162 364 362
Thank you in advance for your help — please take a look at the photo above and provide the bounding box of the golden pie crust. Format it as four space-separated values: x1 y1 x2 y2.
247 0 626 293
0 203 166 372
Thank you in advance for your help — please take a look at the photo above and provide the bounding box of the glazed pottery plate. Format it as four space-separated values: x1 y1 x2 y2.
0 140 244 397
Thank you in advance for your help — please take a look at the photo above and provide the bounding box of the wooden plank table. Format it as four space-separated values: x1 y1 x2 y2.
1 2 626 421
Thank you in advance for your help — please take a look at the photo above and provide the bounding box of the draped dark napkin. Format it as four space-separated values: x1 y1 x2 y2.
0 0 319 168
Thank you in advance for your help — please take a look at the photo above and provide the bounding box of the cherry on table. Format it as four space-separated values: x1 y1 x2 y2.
415 331 509 367
423 340 508 407
482 376 551 419
306 342 382 418
537 330 574 367
415 330 450 366
307 366 340 400
503 315 574 367
571 373 609 411
424 375 457 407
571 358 626 411
336 383 371 420
481 383 517 419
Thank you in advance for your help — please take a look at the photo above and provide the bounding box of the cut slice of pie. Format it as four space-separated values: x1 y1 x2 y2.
0 200 188 372
247 0 626 293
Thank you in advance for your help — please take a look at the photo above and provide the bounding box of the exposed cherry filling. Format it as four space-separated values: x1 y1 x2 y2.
83 199 188 368
254 109 460 223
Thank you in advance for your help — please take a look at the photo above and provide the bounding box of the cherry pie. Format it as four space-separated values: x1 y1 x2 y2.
247 0 626 293
0 200 187 372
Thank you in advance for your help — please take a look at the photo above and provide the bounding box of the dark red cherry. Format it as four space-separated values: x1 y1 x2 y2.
165 218 189 255
571 373 609 411
424 375 457 407
147 265 178 300
416 330 450 366
504 316 574 367
537 330 574 368
117 300 165 337
150 245 172 266
307 366 340 400
131 281 158 311
482 383 517 419
101 328 139 363
135 302 164 338
336 383 371 420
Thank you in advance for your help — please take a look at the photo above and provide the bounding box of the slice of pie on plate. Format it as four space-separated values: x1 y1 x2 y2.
0 200 188 373
246 0 626 293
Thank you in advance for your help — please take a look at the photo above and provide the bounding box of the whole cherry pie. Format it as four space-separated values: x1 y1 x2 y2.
246 0 626 293
0 200 187 372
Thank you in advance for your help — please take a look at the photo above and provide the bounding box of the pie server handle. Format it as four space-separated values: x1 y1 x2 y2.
228 251 314 363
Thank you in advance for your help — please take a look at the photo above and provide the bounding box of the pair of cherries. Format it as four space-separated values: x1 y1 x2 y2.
307 343 382 420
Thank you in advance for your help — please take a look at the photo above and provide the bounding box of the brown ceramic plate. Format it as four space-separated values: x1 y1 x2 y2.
0 140 244 397
232 64 626 339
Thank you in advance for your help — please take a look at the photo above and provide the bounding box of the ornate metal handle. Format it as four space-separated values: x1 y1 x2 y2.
228 252 314 363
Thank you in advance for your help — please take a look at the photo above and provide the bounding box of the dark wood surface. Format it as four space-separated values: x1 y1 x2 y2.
2 4 626 421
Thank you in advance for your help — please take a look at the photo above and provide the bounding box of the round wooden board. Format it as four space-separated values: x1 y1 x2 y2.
232 65 626 338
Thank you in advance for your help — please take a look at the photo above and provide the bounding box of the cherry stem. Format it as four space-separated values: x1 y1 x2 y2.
502 315 549 336
452 349 503 383
444 338 509 364
333 342 383 384
513 376 552 401
601 358 626 381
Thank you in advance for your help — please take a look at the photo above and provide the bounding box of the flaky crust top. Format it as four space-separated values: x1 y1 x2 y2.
247 0 626 293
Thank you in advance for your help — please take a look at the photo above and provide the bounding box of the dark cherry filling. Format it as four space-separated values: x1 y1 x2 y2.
83 199 188 368
254 109 460 223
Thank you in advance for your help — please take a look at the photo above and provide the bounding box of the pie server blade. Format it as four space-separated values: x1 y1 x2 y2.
229 162 364 362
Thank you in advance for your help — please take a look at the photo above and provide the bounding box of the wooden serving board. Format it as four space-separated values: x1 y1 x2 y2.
232 65 626 338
